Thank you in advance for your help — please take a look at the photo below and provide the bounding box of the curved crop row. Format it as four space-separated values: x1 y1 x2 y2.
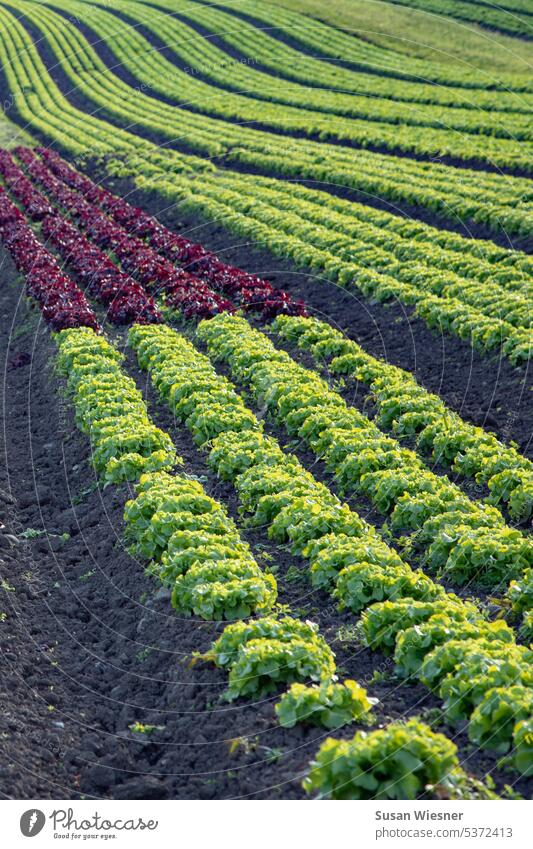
0 149 162 325
30 149 532 523
213 176 533 309
136 167 531 363
196 314 532 591
179 173 532 334
128 322 531 773
57 0 533 144
0 188 98 330
124 470 277 621
37 149 303 317
2 2 531 242
254 179 533 292
202 0 533 92
51 326 360 715
56 327 278 618
55 328 176 483
16 146 305 320
14 0 529 175
158 0 533 102
272 315 533 521
377 0 533 38
9 141 530 356
40 147 533 291
25 149 530 523
16 148 234 320
49 323 408 770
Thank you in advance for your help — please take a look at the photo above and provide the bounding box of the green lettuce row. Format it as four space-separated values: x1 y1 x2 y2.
128 322 442 593
359 601 532 764
107 151 533 287
220 177 532 305
377 0 533 39
136 173 531 362
15 0 531 175
126 322 446 607
3 4 533 241
422 641 533 722
196 314 532 590
123 471 276 621
2 0 533 273
147 162 531 325
50 57 526 291
204 0 533 94
56 327 276 620
127 323 532 762
130 136 533 239
50 0 533 146
201 177 532 329
54 331 345 711
0 5 214 168
44 323 466 772
55 328 177 484
253 179 533 285
34 122 532 329
272 315 533 521
393 615 515 678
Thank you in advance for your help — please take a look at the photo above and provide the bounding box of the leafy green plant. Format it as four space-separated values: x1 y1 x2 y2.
306 532 400 591
123 468 277 621
335 561 443 614
468 686 533 754
275 679 377 729
56 328 177 483
513 718 533 777
419 638 510 692
431 525 532 588
437 644 533 722
303 719 459 799
360 597 480 653
273 316 533 532
394 616 515 678
171 560 277 621
208 616 330 669
204 615 336 700
226 637 335 701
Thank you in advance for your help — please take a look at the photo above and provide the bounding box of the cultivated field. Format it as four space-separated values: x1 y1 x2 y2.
0 0 531 801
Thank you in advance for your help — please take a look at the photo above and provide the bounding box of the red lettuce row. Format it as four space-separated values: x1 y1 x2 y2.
33 147 306 319
0 188 99 331
17 147 233 321
0 150 55 220
40 216 161 326
0 150 160 326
